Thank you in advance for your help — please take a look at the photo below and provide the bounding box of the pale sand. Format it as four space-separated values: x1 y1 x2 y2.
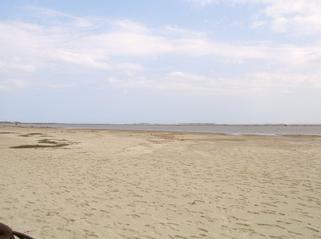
0 126 321 239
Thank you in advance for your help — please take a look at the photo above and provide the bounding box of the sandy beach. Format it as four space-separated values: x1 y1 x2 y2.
1 126 321 239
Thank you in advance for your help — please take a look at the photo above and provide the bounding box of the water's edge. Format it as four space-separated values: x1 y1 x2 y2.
1 123 321 136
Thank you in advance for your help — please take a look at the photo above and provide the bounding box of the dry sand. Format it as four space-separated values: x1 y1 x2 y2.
0 126 321 239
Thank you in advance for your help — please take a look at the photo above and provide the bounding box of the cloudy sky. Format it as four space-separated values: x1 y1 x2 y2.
1 0 321 123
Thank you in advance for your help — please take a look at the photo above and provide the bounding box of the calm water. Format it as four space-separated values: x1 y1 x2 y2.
5 123 321 136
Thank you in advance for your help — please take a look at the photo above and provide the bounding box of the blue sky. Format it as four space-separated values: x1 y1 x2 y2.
1 0 321 123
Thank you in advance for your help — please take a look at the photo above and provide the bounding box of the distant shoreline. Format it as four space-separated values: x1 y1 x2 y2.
1 122 321 136
1 122 321 126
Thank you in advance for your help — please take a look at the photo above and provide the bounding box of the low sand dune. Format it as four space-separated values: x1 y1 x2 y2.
0 126 321 238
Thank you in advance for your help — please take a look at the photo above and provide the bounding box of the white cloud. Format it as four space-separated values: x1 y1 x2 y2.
48 50 111 70
0 78 28 90
263 0 321 34
186 0 261 6
187 0 321 35
0 6 321 93
108 70 321 95
113 19 149 33
1 8 320 74
0 62 36 73
186 0 218 6
249 72 321 90
25 6 95 28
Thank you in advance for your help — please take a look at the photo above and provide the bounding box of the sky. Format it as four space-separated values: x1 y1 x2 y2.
1 0 321 124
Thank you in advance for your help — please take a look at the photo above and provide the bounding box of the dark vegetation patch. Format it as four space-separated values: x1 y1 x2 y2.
10 143 69 149
11 138 72 149
20 132 45 137
12 134 74 149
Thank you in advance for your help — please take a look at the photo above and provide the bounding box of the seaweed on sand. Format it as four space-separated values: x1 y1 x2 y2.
10 143 69 149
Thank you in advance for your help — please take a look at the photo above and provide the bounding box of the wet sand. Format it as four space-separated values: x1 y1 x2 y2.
0 126 321 238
